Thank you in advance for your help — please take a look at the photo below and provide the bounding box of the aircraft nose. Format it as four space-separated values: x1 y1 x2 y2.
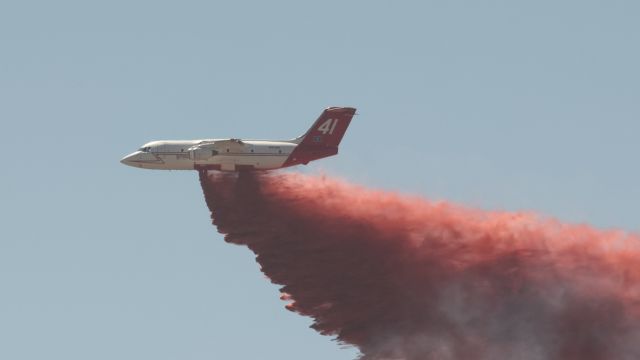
121 151 163 168
120 152 138 167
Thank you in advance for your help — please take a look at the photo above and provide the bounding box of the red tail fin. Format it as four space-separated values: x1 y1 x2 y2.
284 107 356 167
295 107 356 147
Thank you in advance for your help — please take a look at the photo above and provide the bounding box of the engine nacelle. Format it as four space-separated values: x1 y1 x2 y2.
190 147 218 161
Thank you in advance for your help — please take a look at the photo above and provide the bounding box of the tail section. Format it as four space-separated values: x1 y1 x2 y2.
293 107 356 147
284 107 356 167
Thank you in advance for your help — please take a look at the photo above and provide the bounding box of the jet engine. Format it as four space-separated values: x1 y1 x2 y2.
188 144 219 161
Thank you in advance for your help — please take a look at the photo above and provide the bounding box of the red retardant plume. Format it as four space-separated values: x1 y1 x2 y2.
199 171 640 360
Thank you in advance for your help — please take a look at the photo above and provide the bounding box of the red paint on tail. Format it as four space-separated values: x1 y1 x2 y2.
283 107 356 167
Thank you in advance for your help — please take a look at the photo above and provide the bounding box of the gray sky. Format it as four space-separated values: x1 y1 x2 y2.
1 1 639 359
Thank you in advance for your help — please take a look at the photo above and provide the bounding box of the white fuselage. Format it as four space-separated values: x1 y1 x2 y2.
121 139 298 171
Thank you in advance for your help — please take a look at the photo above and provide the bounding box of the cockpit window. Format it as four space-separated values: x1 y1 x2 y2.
138 147 151 152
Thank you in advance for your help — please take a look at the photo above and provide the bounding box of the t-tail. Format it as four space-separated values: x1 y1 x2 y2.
283 106 356 167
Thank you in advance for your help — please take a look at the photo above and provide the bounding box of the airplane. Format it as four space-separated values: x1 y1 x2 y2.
120 106 356 172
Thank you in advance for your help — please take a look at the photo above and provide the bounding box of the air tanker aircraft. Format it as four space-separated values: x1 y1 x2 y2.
120 107 356 172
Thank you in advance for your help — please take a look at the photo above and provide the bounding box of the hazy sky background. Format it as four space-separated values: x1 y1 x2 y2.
1 1 639 359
